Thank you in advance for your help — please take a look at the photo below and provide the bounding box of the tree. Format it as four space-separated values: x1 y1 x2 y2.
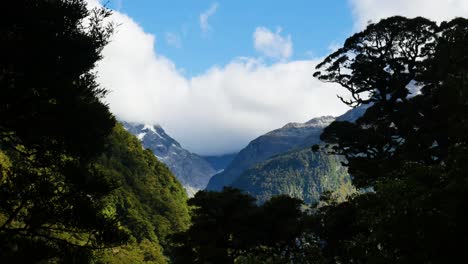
171 188 258 264
170 189 311 264
314 16 440 187
311 16 468 263
0 0 128 262
314 16 468 188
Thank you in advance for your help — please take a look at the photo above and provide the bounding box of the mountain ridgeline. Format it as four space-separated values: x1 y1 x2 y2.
122 122 216 196
120 108 363 206
206 108 365 204
205 116 336 191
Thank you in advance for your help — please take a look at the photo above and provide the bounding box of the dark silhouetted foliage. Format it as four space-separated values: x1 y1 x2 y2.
171 188 315 263
0 0 128 262
311 16 468 263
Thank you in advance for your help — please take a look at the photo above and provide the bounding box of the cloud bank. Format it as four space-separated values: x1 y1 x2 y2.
350 0 468 29
254 27 293 60
91 0 468 155
94 10 348 155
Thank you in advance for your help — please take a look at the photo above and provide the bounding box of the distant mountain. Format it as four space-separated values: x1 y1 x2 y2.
202 153 238 172
205 116 335 191
205 107 367 204
121 122 216 196
230 147 353 205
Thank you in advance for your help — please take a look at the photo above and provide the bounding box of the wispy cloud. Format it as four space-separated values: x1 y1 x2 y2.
199 3 219 34
253 27 293 61
165 32 182 48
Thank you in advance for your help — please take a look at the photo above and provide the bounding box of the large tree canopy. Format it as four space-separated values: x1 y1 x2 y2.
314 16 437 107
315 16 468 188
0 0 128 262
311 16 468 263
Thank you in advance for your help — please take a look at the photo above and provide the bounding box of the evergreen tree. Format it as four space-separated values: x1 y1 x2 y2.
0 0 128 262
311 16 468 263
170 188 311 264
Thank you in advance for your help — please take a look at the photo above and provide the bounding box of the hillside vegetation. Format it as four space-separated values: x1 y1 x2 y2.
231 147 353 204
96 124 190 263
206 116 334 191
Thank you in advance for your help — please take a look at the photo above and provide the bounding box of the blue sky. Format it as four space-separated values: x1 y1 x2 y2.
94 0 468 155
106 0 354 76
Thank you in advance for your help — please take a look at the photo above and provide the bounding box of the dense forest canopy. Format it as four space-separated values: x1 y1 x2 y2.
0 1 189 263
0 0 125 261
96 124 190 263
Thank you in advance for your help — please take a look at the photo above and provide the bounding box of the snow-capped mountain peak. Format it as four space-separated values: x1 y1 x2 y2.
143 124 157 133
121 121 216 197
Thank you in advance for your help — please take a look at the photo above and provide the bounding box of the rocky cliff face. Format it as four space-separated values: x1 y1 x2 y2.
122 122 216 196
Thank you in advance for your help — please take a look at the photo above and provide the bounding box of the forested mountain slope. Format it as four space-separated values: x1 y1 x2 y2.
96 124 190 263
205 116 335 191
231 147 353 204
122 122 216 196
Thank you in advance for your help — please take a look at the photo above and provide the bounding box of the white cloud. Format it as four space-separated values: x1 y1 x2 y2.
86 0 101 8
86 0 468 155
89 1 349 155
199 3 219 33
165 32 182 48
350 0 468 30
254 27 293 61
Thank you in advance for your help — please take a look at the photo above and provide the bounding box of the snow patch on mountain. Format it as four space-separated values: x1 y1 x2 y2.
143 124 156 133
137 132 146 140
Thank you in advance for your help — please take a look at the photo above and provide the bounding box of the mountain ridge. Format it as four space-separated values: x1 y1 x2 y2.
205 106 366 201
205 115 336 191
121 121 216 196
